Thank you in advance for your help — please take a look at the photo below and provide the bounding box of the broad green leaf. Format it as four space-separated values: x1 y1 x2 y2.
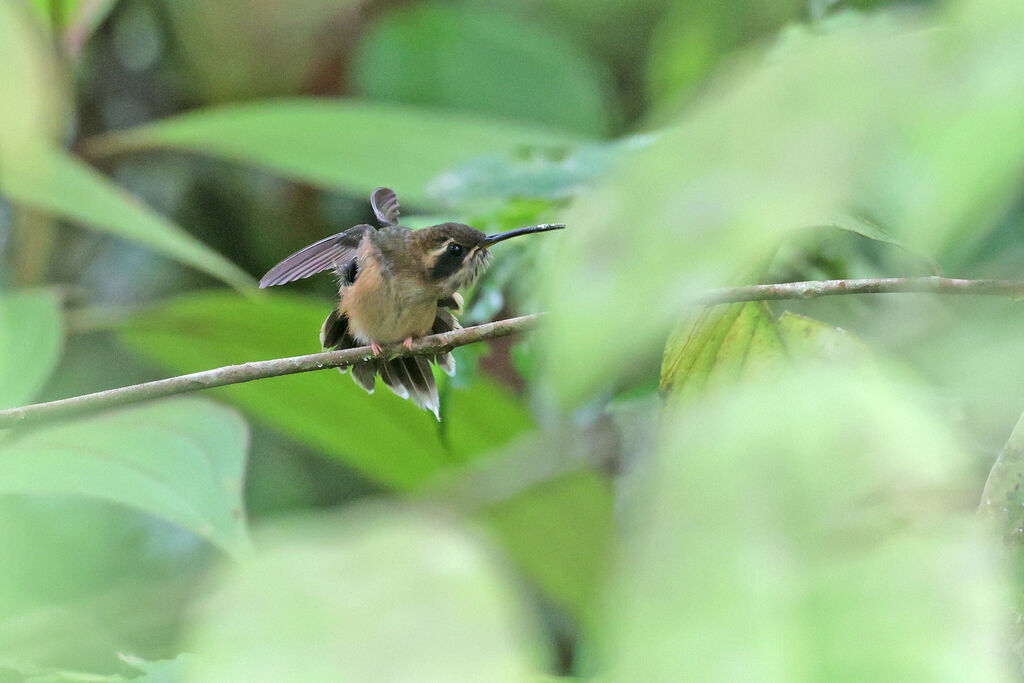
1 149 252 290
660 301 873 402
84 100 580 204
603 369 1008 680
353 4 613 137
186 505 549 681
0 289 63 410
0 398 250 557
117 292 533 489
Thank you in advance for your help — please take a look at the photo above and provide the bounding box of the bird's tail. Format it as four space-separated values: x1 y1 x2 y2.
320 307 461 421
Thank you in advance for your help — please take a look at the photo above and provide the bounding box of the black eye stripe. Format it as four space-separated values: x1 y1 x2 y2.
430 243 467 280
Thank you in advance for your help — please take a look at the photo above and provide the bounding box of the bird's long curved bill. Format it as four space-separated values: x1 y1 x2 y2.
482 223 565 246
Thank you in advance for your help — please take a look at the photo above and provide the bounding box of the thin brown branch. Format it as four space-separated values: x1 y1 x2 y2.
703 276 1024 304
3 276 1023 431
0 314 542 430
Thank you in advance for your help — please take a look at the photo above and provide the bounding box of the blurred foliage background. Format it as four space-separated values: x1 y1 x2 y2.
4 0 1024 679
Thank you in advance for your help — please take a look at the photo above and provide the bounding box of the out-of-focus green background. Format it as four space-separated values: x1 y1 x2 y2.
5 0 1024 679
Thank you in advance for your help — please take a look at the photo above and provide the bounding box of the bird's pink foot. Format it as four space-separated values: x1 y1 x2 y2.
402 337 415 351
370 341 383 356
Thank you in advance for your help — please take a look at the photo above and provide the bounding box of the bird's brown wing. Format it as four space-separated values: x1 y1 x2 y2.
371 187 400 226
259 224 373 288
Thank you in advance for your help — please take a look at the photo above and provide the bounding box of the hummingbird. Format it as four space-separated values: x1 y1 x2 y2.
259 187 564 419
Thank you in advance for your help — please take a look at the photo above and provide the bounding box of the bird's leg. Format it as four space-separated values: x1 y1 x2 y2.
402 337 415 351
370 341 383 356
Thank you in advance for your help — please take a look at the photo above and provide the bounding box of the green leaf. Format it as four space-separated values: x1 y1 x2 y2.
3 2 244 288
602 369 1009 680
352 4 613 137
117 292 445 488
1 149 252 290
117 291 533 489
0 0 60 162
980 409 1024 543
481 470 614 617
84 100 580 204
0 289 63 410
444 379 533 465
63 0 119 56
660 302 873 402
540 1 1024 405
0 398 250 557
427 137 651 206
185 505 549 681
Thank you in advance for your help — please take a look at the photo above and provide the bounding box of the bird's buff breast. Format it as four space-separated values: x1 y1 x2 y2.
341 256 437 344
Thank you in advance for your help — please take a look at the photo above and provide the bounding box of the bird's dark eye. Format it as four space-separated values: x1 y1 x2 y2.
447 243 463 257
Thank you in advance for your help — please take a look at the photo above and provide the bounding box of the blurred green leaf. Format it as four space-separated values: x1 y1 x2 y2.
353 3 613 137
3 3 240 289
0 496 209 672
119 653 192 682
1 150 253 290
661 301 874 402
0 398 250 557
482 470 614 617
161 0 359 103
980 409 1024 543
0 289 63 410
821 212 902 248
646 0 803 109
0 0 60 163
427 137 652 206
542 1 1024 405
62 0 120 56
186 505 549 681
29 0 118 52
117 292 533 489
602 369 1008 680
444 379 533 464
84 100 580 204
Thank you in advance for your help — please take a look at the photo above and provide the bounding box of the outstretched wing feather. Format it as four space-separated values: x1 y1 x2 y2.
259 225 373 288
